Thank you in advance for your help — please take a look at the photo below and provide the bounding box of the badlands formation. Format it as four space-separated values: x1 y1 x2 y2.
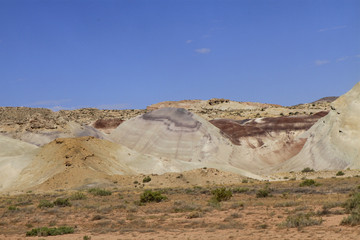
0 83 359 193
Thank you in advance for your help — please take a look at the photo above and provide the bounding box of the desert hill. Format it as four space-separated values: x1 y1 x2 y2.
0 86 357 193
276 82 360 172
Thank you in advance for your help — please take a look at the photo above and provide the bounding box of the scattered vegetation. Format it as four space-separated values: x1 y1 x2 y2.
88 188 112 196
143 176 152 183
336 171 345 176
38 200 54 208
299 179 319 187
8 205 18 211
140 190 167 203
341 192 360 226
53 198 71 207
26 226 74 236
301 167 315 173
280 212 322 228
70 192 87 200
211 187 232 202
256 184 271 198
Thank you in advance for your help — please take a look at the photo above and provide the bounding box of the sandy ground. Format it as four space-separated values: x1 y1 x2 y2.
1 176 360 240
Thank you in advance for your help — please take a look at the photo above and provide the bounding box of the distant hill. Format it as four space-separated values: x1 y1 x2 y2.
312 96 338 103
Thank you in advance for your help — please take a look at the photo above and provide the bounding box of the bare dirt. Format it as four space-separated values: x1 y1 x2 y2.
1 177 360 239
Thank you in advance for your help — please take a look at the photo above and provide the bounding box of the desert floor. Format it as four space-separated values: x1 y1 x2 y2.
1 174 360 240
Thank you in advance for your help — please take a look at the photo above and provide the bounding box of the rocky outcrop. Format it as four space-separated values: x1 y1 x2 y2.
277 82 360 172
209 112 328 173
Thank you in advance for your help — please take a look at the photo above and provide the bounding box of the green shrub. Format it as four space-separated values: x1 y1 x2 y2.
299 179 319 187
8 205 18 211
341 210 360 226
301 167 315 173
140 190 167 203
281 212 322 228
26 226 74 236
341 192 360 226
143 176 152 183
336 171 345 176
53 198 71 207
343 192 360 213
70 192 87 200
88 188 112 196
256 188 270 198
38 200 54 208
211 188 232 202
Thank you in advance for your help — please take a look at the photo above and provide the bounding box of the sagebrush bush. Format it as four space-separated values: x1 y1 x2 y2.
140 190 167 203
299 179 319 187
88 188 112 196
142 176 152 183
256 188 270 198
341 192 360 226
301 167 315 173
281 212 322 228
53 198 71 207
38 200 54 208
232 187 249 193
26 226 74 236
211 188 232 202
70 192 86 200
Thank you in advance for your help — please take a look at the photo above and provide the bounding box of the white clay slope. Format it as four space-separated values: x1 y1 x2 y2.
110 108 260 178
277 82 360 171
0 135 38 190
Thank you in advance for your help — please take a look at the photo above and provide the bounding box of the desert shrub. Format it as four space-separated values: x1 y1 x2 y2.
140 190 167 203
143 176 152 183
317 202 343 215
186 211 202 219
343 192 360 213
8 206 18 211
70 192 87 200
26 226 74 236
256 188 270 198
301 167 315 173
336 171 345 176
53 198 71 207
341 209 360 226
242 179 248 183
232 187 249 193
211 187 232 202
299 179 319 187
341 192 360 225
88 188 112 196
83 236 91 240
38 200 54 208
281 212 322 228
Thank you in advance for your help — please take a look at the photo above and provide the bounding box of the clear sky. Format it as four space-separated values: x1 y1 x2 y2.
1 0 359 110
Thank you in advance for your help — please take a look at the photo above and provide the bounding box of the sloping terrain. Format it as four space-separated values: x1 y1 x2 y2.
0 107 144 145
276 82 360 172
110 108 260 178
209 112 328 173
147 98 332 120
0 135 38 190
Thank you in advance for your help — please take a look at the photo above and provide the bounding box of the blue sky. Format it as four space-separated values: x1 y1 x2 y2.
0 0 359 110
